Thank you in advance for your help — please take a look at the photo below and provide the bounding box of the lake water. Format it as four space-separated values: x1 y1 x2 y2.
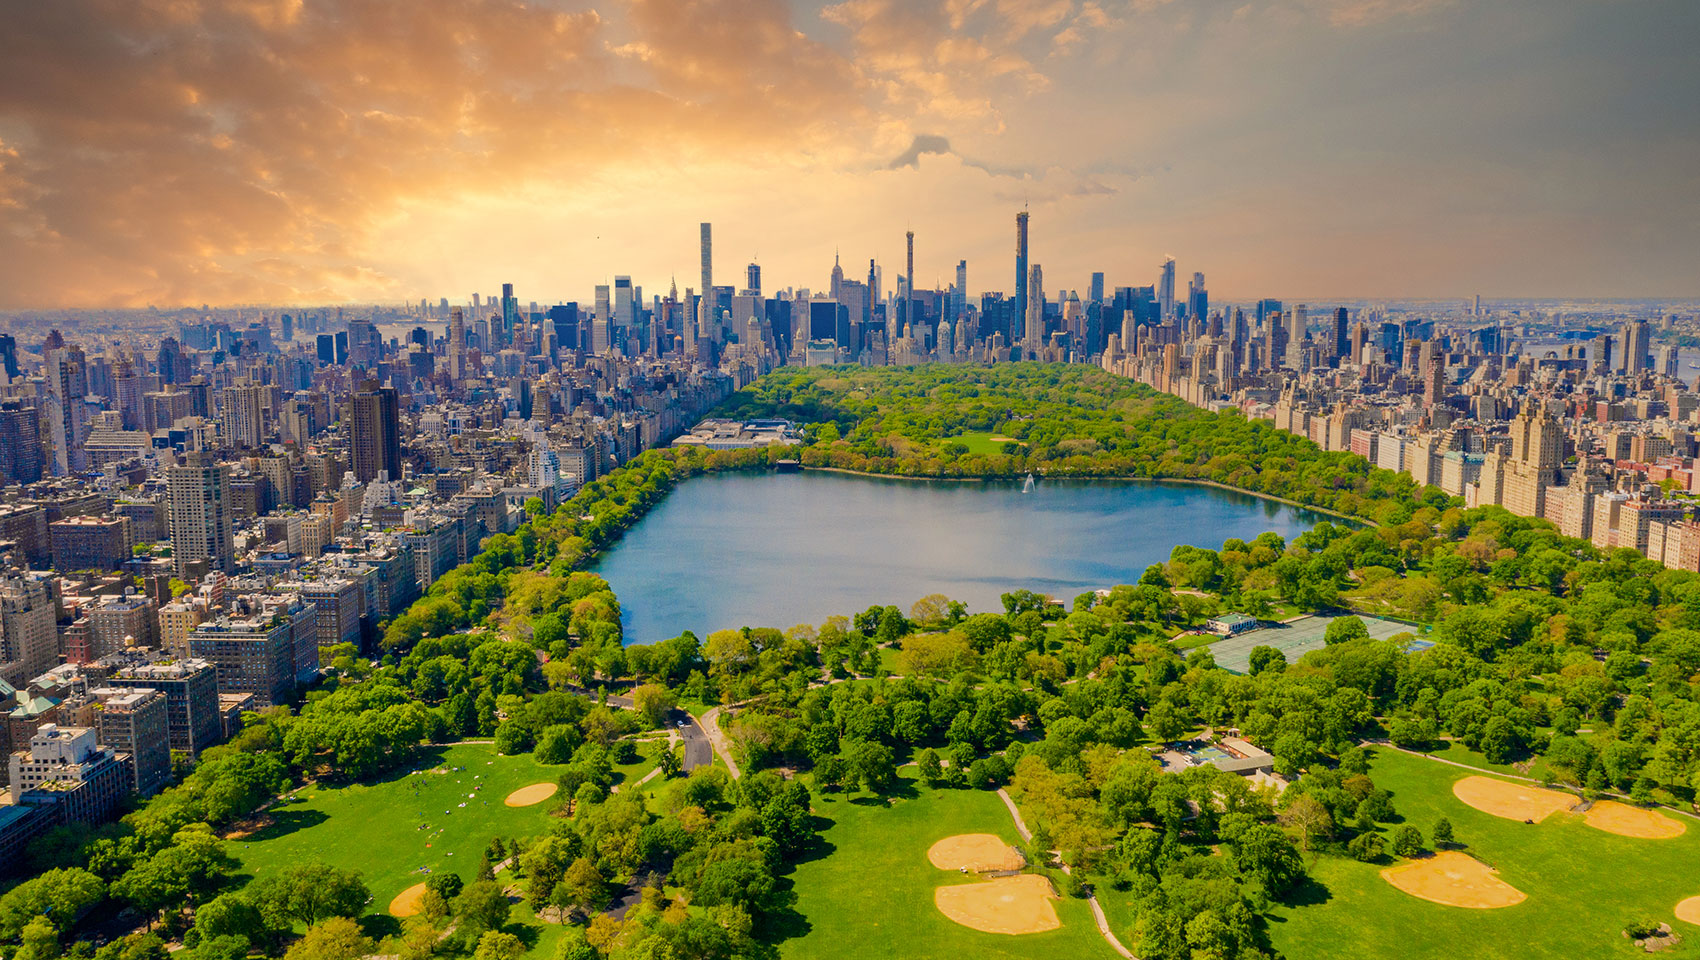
590 470 1336 644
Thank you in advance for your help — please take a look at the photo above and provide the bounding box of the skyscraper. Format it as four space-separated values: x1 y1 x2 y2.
222 382 267 450
699 222 714 338
1158 258 1176 320
1186 272 1207 323
906 231 915 332
1333 308 1350 364
501 282 519 349
955 260 968 320
1089 272 1104 305
0 401 44 486
448 306 467 380
350 379 402 484
1025 263 1044 354
1622 320 1651 374
167 451 234 576
746 262 761 297
1014 211 1030 342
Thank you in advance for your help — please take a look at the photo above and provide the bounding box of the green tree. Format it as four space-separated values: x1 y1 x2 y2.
1324 616 1370 645
454 881 510 934
916 748 944 786
1392 825 1425 858
0 868 106 937
473 931 524 960
249 863 369 928
283 918 374 960
1432 817 1455 847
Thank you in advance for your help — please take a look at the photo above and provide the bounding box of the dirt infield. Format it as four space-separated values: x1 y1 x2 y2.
504 782 558 807
1581 800 1687 839
389 882 427 917
1452 776 1577 822
1381 851 1527 909
934 875 1060 934
1675 896 1700 926
926 833 1025 873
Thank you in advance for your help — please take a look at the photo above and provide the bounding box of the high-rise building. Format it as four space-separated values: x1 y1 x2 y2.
222 381 267 451
167 451 234 577
0 571 57 687
1158 258 1176 320
746 262 761 297
448 307 467 380
955 260 968 320
1014 211 1029 342
699 222 714 339
1333 308 1350 364
350 379 402 484
1186 271 1207 324
1089 272 1105 305
1025 263 1045 354
92 687 171 797
1622 320 1651 374
501 282 519 349
0 401 44 486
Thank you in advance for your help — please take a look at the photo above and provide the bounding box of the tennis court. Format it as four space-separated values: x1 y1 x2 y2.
1205 614 1415 673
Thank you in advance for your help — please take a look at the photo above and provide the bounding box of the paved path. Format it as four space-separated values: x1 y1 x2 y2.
699 706 741 779
563 685 712 774
995 789 1135 959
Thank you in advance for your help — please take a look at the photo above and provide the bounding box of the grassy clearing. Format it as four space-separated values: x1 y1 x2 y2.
233 742 566 953
949 431 1022 457
1267 747 1700 959
776 770 1115 960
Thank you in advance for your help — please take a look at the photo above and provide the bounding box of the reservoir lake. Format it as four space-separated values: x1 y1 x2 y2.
591 470 1336 644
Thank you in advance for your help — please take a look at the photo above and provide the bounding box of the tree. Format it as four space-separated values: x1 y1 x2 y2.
454 881 510 934
1232 824 1306 895
557 858 607 916
283 918 374 960
250 863 369 928
842 740 896 793
1246 646 1286 675
1347 833 1385 862
1324 616 1370 646
425 872 464 903
658 746 682 779
192 895 268 950
1432 817 1455 848
1278 795 1334 863
16 917 61 960
0 868 106 937
1392 825 1425 858
916 748 944 786
94 934 168 960
630 684 676 728
1145 701 1188 743
473 931 524 960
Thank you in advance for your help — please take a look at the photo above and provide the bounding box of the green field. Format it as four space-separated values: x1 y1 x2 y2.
1267 748 1700 959
234 743 562 920
778 771 1115 960
948 431 1022 457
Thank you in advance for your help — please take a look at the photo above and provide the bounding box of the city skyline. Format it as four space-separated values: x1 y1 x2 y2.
2 0 1698 310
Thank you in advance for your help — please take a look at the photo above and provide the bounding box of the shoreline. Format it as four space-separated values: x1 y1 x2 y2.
790 464 1371 527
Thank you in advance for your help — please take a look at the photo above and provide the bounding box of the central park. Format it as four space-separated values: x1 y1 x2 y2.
6 364 1700 960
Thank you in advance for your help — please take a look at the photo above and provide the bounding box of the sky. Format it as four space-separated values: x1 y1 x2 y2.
0 0 1696 310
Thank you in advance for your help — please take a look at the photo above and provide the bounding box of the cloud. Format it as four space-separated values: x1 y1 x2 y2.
0 0 866 308
884 134 1034 177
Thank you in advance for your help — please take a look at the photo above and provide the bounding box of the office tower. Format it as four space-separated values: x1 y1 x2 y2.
955 260 968 320
350 379 402 484
0 335 18 380
1422 340 1445 409
905 231 915 333
614 276 635 337
1333 308 1350 363
222 382 267 450
1025 263 1045 353
866 259 877 329
1186 272 1207 324
0 572 57 686
746 262 761 297
1158 258 1176 320
0 401 44 486
316 334 335 366
501 282 519 348
93 688 170 797
167 451 234 577
699 222 714 337
1014 211 1029 342
1622 320 1651 374
593 285 612 353
448 307 467 379
1255 299 1283 331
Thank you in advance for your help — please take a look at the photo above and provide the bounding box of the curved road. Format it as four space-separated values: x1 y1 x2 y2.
567 685 714 773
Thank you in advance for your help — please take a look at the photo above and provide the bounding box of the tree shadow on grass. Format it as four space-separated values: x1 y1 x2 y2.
359 914 402 941
756 875 814 947
1274 876 1334 912
504 919 543 949
242 808 329 842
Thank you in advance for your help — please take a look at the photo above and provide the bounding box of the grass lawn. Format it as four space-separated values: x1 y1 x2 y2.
775 771 1116 960
949 431 1022 457
1267 747 1700 959
233 743 564 936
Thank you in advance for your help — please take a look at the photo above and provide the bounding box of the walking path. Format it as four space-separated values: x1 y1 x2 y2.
699 706 742 779
994 789 1136 960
